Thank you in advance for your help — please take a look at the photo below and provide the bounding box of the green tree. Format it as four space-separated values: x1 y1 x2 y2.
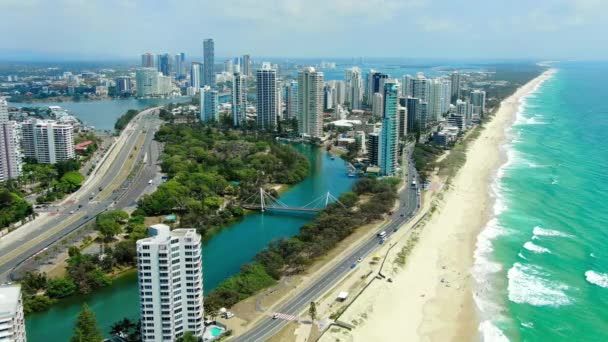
70 304 103 342
176 331 198 342
309 301 317 322
46 277 77 298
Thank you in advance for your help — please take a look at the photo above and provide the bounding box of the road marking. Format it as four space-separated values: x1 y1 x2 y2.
272 313 298 321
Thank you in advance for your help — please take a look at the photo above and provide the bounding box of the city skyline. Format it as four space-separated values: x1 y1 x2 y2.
1 0 607 60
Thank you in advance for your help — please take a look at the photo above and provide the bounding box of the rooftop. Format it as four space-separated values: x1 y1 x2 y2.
0 286 21 318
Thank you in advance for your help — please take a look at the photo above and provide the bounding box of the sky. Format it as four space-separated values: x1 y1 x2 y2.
1 0 607 60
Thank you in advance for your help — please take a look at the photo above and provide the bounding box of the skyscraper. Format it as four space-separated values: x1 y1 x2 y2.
365 69 376 104
203 39 215 87
470 90 486 116
174 53 186 79
241 54 251 77
0 285 27 342
450 72 461 104
115 77 132 94
345 67 363 110
224 59 233 74
323 84 333 111
190 63 201 90
137 224 203 342
401 74 413 97
158 54 172 76
256 64 278 130
232 72 247 126
0 99 22 182
398 106 408 138
379 81 400 176
200 86 219 122
20 119 75 164
297 67 324 138
405 97 420 133
141 53 155 68
411 73 430 102
367 132 380 166
284 80 298 120
372 93 383 118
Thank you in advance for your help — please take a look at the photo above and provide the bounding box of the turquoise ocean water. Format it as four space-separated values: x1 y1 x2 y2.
474 62 608 341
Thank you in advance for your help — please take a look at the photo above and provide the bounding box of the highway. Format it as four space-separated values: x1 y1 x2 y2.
232 147 421 342
0 107 163 281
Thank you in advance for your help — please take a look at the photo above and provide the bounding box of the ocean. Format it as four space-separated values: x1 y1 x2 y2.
475 62 608 341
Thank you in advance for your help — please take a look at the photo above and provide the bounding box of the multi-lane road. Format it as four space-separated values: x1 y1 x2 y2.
233 148 421 342
0 107 163 281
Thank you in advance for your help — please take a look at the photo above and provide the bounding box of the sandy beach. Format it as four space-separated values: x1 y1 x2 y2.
320 69 555 342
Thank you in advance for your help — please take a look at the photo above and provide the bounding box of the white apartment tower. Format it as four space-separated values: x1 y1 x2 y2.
232 72 247 126
297 67 324 138
20 119 74 164
0 285 27 342
137 224 203 342
372 93 384 118
345 67 363 110
470 90 486 116
0 99 22 182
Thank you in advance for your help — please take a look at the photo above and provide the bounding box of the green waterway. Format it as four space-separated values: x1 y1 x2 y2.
25 144 355 341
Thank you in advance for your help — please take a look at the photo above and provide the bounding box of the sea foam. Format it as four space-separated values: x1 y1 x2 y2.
508 262 572 306
479 320 509 342
523 241 551 254
585 270 608 288
532 226 573 238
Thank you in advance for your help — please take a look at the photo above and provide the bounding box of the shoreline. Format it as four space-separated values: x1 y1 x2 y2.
473 68 557 340
324 69 555 342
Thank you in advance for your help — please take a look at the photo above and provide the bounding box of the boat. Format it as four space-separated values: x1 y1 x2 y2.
348 172 355 177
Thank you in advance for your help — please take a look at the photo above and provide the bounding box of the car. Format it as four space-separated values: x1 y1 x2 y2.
69 210 75 214
357 257 362 263
272 313 279 319
400 213 405 217
78 204 82 209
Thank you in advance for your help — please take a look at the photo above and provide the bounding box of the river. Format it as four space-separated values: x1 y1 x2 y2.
9 97 191 131
25 143 355 341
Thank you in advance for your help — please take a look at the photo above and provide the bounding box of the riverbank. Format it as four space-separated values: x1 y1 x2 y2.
324 69 554 341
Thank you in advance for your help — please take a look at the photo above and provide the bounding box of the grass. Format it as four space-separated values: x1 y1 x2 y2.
393 230 421 267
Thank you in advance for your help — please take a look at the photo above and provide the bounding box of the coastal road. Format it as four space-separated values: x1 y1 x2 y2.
0 107 164 282
232 149 421 342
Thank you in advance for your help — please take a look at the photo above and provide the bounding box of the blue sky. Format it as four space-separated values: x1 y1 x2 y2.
1 0 607 60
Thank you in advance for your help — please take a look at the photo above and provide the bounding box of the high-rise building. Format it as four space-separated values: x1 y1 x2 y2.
284 80 298 120
141 53 155 68
456 99 473 125
190 63 201 90
232 72 247 126
297 67 324 138
450 72 461 104
398 106 408 138
470 90 486 116
401 74 413 97
372 93 383 118
365 69 377 103
200 86 219 122
256 65 277 130
411 73 430 102
379 81 399 176
405 97 420 133
203 39 215 87
0 285 27 342
136 68 173 97
331 80 346 106
137 224 203 342
241 54 251 77
174 53 186 79
0 99 22 182
21 119 74 164
372 72 390 95
367 132 380 166
419 102 429 131
345 67 363 110
323 84 333 111
158 54 172 76
115 77 132 94
224 59 233 74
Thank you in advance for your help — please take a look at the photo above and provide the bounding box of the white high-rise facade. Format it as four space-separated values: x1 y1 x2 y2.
284 80 298 120
0 285 27 342
0 99 22 182
190 63 201 91
137 224 203 342
200 86 219 122
345 67 363 110
136 68 173 97
256 65 278 129
372 93 383 118
298 67 324 138
21 119 74 164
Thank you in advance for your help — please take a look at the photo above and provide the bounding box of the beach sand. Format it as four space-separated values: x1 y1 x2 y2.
323 70 555 342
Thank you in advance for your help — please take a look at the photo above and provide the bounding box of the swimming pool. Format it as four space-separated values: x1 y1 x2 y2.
210 326 223 337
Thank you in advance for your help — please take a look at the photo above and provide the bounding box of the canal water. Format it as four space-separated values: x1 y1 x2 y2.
25 144 355 341
9 97 190 131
